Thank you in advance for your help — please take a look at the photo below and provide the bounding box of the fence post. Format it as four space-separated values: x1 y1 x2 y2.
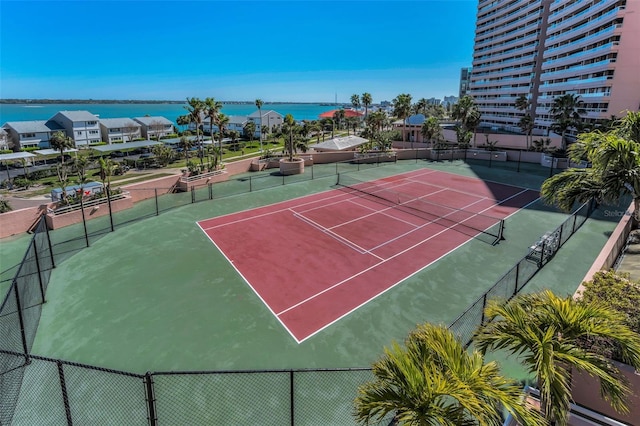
57 360 73 426
79 196 89 248
538 239 546 268
191 186 195 203
208 182 213 199
13 281 30 357
514 263 520 295
144 373 158 426
517 150 522 173
154 189 159 216
289 370 295 426
106 187 114 232
481 293 487 324
32 238 46 303
44 216 56 268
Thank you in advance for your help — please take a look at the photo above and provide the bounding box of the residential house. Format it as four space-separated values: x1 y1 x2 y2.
0 128 9 151
393 114 427 143
133 116 174 140
99 118 142 144
247 110 284 139
51 110 102 146
3 120 66 150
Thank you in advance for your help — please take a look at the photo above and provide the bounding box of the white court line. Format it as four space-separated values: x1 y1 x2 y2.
196 221 302 343
276 194 493 318
200 190 353 231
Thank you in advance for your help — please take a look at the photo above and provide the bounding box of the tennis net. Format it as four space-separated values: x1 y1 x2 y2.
336 173 505 245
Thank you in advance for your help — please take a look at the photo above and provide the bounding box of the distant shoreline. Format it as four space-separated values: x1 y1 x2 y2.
0 99 340 105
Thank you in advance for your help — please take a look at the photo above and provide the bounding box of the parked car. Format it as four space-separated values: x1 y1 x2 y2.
110 151 125 158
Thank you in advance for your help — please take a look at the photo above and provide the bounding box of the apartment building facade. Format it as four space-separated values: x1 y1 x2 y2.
51 111 102 146
469 0 640 136
99 118 142 144
3 120 65 150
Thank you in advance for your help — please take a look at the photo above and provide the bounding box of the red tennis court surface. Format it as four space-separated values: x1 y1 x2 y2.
198 169 539 342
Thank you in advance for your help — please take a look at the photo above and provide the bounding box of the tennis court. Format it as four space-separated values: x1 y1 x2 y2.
198 169 540 342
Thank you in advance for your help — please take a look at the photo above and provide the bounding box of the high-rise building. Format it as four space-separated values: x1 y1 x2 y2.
459 67 472 99
469 0 640 135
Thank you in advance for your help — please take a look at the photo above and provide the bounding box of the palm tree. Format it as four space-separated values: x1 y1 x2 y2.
243 121 256 147
203 97 223 164
361 92 372 119
261 124 269 144
215 113 230 152
185 97 204 163
49 131 75 203
515 95 533 149
176 114 191 132
519 115 534 150
549 93 586 151
255 99 264 152
420 116 441 148
98 157 115 194
475 290 640 425
451 96 480 147
179 135 193 165
541 111 640 220
392 93 412 146
351 94 360 112
355 323 544 426
413 98 428 115
282 114 304 162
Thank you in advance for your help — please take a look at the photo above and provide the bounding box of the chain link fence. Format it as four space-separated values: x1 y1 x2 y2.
0 155 595 425
449 199 595 347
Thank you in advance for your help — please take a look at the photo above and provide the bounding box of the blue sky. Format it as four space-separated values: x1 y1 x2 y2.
0 0 477 103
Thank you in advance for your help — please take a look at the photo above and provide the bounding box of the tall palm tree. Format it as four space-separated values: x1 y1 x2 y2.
549 93 586 151
413 98 429 116
185 97 204 163
214 112 230 152
421 116 441 148
49 131 75 202
243 121 256 147
282 114 304 161
255 98 264 152
515 95 534 149
475 290 640 426
361 92 372 119
179 135 193 165
541 111 640 220
350 94 360 112
98 157 115 194
392 93 412 146
355 323 544 426
203 97 223 164
176 114 191 132
452 96 480 147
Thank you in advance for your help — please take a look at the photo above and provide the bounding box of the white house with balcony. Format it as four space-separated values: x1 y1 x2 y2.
3 120 66 150
99 118 142 144
133 116 174 140
247 110 284 139
51 110 102 146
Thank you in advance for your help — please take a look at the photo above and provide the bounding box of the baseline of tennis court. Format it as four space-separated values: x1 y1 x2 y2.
198 169 540 342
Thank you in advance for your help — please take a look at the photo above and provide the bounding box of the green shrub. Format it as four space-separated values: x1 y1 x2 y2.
0 197 12 213
578 270 640 361
13 177 31 189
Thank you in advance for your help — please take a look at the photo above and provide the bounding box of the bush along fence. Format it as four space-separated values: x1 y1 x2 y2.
0 165 594 425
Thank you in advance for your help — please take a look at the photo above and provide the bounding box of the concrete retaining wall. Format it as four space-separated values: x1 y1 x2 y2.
45 196 134 230
0 205 47 238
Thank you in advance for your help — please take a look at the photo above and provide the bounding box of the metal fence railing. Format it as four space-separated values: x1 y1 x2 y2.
449 199 595 347
0 155 595 425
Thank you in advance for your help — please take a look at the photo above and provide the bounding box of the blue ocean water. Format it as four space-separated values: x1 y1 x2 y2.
0 103 342 126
